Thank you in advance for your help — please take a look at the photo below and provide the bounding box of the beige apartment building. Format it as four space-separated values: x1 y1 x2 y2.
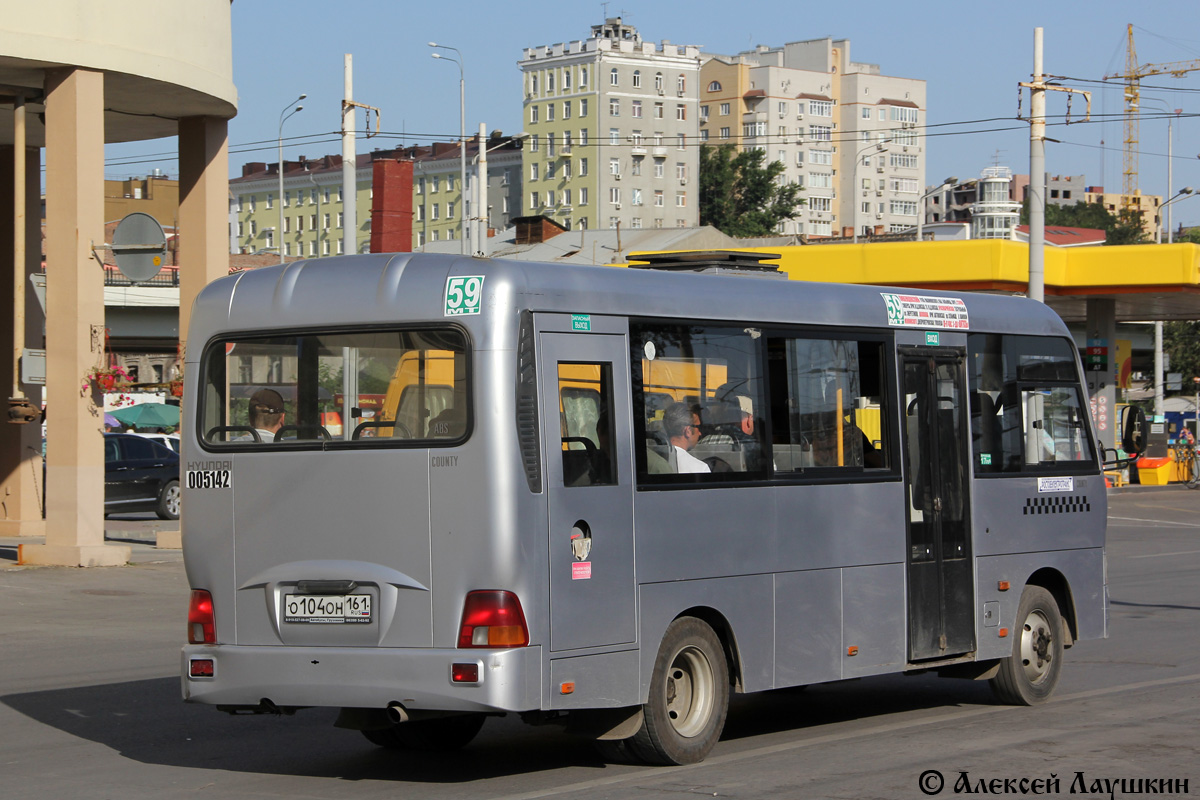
700 39 925 239
518 17 702 232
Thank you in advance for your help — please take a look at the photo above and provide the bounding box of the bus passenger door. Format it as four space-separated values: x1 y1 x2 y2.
901 349 975 661
539 332 637 652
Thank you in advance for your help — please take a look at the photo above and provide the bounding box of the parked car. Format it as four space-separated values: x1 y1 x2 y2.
104 433 180 520
132 432 181 453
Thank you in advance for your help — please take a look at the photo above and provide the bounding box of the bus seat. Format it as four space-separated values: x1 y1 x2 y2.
692 436 746 472
646 445 672 474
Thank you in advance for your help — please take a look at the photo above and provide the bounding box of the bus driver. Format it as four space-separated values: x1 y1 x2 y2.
664 402 710 473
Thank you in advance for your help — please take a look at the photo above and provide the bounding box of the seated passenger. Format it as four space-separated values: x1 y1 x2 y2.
663 401 709 474
705 386 766 472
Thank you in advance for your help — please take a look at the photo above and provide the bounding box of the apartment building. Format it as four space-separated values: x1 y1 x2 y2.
700 38 925 239
518 17 702 232
229 134 525 254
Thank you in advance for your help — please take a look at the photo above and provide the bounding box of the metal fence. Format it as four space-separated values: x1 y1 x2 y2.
103 266 180 287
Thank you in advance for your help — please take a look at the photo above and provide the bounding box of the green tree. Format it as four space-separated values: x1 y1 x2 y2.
699 144 803 237
1018 199 1149 245
1164 321 1200 390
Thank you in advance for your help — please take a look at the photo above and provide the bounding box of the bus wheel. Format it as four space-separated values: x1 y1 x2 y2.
630 617 729 765
990 586 1064 706
361 714 486 751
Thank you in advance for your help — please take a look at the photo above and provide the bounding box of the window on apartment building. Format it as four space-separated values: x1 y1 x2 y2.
861 177 872 190
580 187 589 205
676 192 686 207
237 221 244 236
284 243 291 256
531 74 538 95
580 98 588 117
323 213 331 229
502 169 511 186
547 161 556 179
809 125 832 141
580 66 588 86
310 214 317 230
655 72 664 91
530 134 539 152
861 201 871 213
632 100 643 118
249 220 257 235
431 230 439 242
563 188 572 206
720 102 730 116
676 104 686 121
447 176 455 192
676 133 685 150
283 191 291 208
338 187 344 201
677 74 686 93
547 103 555 121
608 128 619 145
862 107 871 119
322 239 330 254
720 127 730 139
654 102 664 119
447 202 455 219
631 217 642 229
237 196 244 212
580 158 588 176
564 101 571 119
810 149 832 165
309 241 317 256
633 70 642 88
283 217 291 233
809 100 832 117
810 197 832 212
810 172 833 189
432 204 440 220
610 67 619 86
889 200 918 216
708 80 722 92
417 205 425 222
653 160 664 178
631 154 643 174
548 133 555 156
631 188 643 206
530 192 539 208
654 190 664 207
336 211 343 228
502 196 510 213
609 187 621 205
337 239 344 254
610 157 620 176
675 163 687 181
266 193 274 209
546 71 554 92
890 177 919 193
265 230 274 249
610 98 620 116
563 69 571 90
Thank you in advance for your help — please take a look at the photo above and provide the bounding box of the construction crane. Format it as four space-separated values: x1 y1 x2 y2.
1104 24 1200 210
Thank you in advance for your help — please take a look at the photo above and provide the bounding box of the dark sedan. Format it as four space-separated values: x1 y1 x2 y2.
104 433 181 520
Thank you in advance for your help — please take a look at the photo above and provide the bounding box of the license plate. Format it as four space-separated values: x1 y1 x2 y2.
284 593 372 624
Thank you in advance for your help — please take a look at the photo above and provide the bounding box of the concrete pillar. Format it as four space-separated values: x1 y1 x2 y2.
1085 298 1118 455
0 144 45 537
21 68 129 566
178 116 230 359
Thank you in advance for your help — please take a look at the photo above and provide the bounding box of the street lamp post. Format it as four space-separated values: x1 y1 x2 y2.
916 176 958 242
852 142 887 244
430 43 466 254
1152 187 1193 416
277 93 306 258
1156 187 1194 244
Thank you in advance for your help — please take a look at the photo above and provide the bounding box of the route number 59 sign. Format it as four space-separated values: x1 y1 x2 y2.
444 275 485 316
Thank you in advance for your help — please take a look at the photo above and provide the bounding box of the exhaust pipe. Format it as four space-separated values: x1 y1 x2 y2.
385 701 409 724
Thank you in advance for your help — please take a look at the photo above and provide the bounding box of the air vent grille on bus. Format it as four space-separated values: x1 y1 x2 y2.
516 310 542 493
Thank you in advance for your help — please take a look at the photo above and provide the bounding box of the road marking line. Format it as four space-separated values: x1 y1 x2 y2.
1128 549 1200 559
484 673 1200 800
1108 515 1200 528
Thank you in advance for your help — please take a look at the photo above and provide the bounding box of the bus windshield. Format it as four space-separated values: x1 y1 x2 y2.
199 328 468 447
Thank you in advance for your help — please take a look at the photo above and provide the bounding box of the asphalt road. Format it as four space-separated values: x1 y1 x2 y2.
0 487 1196 799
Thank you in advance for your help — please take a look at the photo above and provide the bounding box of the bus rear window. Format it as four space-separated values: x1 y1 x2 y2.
200 328 469 447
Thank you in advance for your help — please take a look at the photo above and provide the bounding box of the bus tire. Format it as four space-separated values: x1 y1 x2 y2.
361 713 486 751
990 586 1064 706
630 617 729 765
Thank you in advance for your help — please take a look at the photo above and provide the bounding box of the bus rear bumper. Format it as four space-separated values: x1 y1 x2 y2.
181 643 542 713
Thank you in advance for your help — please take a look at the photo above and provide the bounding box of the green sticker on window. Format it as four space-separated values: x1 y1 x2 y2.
444 275 485 316
980 453 993 466
925 331 940 346
571 314 592 331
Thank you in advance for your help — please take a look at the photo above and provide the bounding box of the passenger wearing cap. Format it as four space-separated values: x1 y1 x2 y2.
704 384 766 472
247 388 286 443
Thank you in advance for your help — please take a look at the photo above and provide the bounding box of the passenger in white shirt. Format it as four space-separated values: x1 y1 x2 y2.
663 402 710 474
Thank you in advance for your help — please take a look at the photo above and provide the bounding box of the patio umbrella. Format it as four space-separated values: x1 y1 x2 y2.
104 413 121 428
108 403 181 430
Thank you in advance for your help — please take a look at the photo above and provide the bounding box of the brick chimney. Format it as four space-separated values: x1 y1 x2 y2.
370 158 414 253
514 215 568 245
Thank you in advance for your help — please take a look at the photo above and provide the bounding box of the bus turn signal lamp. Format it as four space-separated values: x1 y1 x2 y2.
188 589 216 644
458 590 529 648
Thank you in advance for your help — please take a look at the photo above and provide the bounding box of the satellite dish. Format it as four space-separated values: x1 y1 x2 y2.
112 212 168 283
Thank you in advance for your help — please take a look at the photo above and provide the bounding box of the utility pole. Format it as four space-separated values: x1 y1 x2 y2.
1018 28 1091 304
342 55 356 258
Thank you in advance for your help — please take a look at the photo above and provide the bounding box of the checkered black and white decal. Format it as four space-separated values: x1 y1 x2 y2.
1023 495 1091 515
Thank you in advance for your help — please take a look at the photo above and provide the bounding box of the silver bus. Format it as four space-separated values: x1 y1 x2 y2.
181 252 1106 765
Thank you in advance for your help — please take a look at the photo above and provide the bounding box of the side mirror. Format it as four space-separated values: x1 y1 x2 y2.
1120 405 1147 456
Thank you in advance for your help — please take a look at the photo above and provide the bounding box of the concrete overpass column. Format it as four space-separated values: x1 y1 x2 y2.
20 68 129 566
1085 298 1118 455
178 116 230 358
0 143 45 536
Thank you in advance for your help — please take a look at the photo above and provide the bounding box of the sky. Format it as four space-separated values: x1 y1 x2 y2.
107 0 1200 229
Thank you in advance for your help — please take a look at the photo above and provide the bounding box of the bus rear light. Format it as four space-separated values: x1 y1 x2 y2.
189 658 215 678
451 663 480 683
188 589 216 644
457 590 529 648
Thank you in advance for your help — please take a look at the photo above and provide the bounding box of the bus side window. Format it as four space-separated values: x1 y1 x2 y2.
559 363 615 487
